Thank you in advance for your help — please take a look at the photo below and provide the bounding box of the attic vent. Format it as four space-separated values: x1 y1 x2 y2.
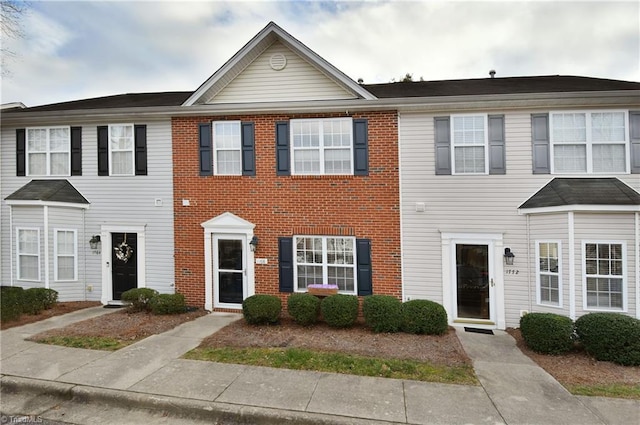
269 53 287 71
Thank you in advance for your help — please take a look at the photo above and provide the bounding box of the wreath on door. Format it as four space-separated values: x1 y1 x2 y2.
114 233 134 263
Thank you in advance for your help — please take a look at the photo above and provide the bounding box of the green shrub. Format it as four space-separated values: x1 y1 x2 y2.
287 293 321 326
575 313 640 366
121 288 159 312
401 299 448 335
363 295 402 333
321 294 359 328
22 288 58 315
242 295 281 325
1 286 24 323
519 313 574 355
149 293 187 315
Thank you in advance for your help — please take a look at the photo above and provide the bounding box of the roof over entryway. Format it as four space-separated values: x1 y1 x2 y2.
5 179 90 207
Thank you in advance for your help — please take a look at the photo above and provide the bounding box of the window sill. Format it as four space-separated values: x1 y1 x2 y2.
289 175 356 180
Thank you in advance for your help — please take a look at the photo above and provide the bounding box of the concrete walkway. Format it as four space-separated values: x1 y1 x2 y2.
1 307 638 424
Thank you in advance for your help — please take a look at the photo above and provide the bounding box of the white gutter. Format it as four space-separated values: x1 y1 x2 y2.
568 212 576 320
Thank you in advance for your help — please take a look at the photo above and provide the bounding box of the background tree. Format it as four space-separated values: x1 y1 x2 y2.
1 0 29 77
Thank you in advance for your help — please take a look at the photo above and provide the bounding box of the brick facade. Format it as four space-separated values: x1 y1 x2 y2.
172 111 401 308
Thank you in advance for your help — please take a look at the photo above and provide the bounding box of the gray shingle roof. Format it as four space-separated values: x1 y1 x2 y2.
519 178 640 209
5 180 89 204
14 92 191 112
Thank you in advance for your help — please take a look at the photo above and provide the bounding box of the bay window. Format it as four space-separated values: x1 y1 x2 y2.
17 228 40 281
584 242 625 310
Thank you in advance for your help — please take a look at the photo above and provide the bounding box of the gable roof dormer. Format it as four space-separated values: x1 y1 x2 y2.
183 22 376 106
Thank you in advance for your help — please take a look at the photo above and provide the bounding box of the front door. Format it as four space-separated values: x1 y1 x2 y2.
214 235 246 307
454 243 492 321
111 232 137 300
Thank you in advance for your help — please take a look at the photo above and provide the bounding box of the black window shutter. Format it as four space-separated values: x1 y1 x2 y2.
199 123 212 176
488 115 506 175
97 126 109 176
630 111 640 174
278 237 294 293
134 125 147 176
356 239 372 296
70 126 82 176
275 121 290 176
16 129 26 176
531 114 550 174
353 119 369 175
434 117 451 175
241 122 256 176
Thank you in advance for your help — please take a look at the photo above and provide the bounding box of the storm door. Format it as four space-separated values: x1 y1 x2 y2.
214 235 246 306
454 243 492 321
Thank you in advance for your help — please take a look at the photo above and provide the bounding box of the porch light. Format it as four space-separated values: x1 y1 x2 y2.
504 247 515 266
89 235 101 250
249 236 259 252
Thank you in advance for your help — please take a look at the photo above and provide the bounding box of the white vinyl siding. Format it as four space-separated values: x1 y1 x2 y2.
550 111 629 174
583 242 625 311
54 229 77 281
17 228 40 281
26 127 70 176
291 118 353 175
213 121 241 175
536 241 561 307
294 236 356 294
451 114 488 174
109 124 134 176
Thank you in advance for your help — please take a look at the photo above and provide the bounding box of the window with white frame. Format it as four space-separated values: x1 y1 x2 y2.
17 228 40 281
551 111 628 173
26 127 70 176
584 242 624 310
291 118 353 175
213 121 242 175
451 115 488 174
537 242 561 306
109 124 134 175
294 236 356 293
55 229 77 281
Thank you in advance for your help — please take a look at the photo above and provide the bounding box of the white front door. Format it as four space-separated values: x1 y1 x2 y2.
213 234 246 308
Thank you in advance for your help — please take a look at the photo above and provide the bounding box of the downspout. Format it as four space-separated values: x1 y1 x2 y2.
568 211 576 320
83 209 87 301
636 212 639 319
9 205 14 285
526 214 532 312
44 205 50 289
397 112 406 302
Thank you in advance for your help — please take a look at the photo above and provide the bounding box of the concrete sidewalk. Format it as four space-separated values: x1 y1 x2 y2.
1 308 638 424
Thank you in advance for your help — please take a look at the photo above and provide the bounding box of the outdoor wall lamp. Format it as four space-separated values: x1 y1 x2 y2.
89 235 101 250
504 247 515 266
249 236 259 252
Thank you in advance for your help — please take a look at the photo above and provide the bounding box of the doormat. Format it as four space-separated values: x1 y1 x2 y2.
464 327 494 335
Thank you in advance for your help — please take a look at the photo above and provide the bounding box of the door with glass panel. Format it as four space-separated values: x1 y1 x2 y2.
214 235 246 306
454 243 493 321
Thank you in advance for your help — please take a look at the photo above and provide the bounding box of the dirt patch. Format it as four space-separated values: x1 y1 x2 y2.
506 328 640 388
199 317 471 367
29 308 207 343
1 301 102 330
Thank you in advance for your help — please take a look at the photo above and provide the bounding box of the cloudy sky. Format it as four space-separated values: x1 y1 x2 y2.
2 0 638 107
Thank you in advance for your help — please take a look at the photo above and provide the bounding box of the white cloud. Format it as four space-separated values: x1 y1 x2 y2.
1 0 638 107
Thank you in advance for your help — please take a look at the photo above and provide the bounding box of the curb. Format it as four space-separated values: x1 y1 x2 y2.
1 375 391 425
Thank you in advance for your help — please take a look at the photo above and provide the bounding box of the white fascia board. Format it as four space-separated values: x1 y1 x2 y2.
519 205 640 215
5 200 90 209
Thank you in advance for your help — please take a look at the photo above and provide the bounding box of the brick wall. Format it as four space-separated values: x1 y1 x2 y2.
172 111 401 308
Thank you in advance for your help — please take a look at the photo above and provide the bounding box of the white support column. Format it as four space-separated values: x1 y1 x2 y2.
568 212 576 320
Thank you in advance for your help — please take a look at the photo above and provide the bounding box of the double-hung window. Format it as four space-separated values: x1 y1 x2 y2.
536 241 561 306
109 124 135 175
291 118 353 175
55 229 77 281
551 111 628 173
451 115 488 174
26 127 70 176
294 236 356 293
213 121 242 175
584 242 625 310
17 228 40 281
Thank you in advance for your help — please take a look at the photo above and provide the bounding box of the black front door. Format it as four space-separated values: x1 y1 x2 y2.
112 233 137 300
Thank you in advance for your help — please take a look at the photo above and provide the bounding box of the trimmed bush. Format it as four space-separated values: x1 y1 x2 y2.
1 286 25 323
519 313 574 355
149 293 187 315
575 313 640 366
287 293 321 326
121 288 159 312
321 294 359 328
363 295 402 333
401 299 448 335
22 288 59 315
242 295 281 325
